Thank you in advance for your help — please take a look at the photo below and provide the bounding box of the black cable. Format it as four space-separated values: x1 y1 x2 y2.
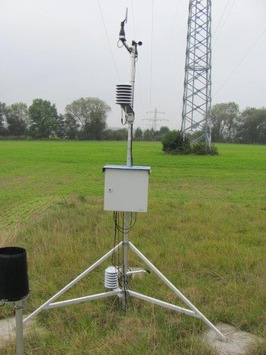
130 124 134 166
111 211 138 309
113 211 137 233
112 212 123 270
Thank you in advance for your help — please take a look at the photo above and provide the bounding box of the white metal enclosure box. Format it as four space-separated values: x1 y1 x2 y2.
103 165 150 212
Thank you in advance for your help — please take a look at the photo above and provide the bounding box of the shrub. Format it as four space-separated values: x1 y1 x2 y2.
162 130 191 155
191 142 219 155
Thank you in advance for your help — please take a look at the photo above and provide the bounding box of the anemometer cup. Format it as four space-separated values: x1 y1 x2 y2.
132 40 142 47
0 247 29 302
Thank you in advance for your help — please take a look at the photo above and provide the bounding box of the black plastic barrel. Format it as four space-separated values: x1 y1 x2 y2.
0 247 29 301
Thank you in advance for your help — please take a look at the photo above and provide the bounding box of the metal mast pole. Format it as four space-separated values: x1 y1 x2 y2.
181 0 212 146
118 10 141 308
126 48 136 166
122 44 137 309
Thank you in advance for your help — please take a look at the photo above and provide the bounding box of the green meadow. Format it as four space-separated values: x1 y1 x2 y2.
0 141 265 354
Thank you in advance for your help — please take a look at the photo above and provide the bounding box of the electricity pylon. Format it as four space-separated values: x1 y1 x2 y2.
143 108 168 131
181 0 212 146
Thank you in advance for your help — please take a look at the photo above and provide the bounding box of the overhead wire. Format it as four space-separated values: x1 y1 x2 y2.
130 0 136 39
131 0 145 119
212 1 266 102
213 0 231 38
160 0 180 126
214 27 266 98
97 0 120 81
213 0 237 47
149 0 155 110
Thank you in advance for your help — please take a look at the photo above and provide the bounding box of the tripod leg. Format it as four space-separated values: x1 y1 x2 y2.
128 242 226 341
24 241 123 324
15 301 24 355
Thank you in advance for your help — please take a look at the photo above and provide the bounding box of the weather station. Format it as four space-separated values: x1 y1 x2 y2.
22 9 226 345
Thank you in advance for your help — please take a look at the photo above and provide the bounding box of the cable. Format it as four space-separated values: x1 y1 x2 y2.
130 0 136 40
111 211 137 299
113 211 137 233
213 0 231 38
214 27 266 98
149 0 155 109
160 0 179 111
97 0 120 81
130 0 145 116
213 0 237 47
111 212 134 262
111 212 124 270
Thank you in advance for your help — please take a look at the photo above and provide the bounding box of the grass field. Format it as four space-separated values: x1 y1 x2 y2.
0 141 265 354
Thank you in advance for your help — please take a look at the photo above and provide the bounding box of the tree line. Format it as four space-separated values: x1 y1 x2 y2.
191 102 266 144
0 97 111 140
0 97 169 141
0 98 265 143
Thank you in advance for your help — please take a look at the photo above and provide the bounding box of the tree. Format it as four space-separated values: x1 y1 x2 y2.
142 127 171 141
56 114 66 139
65 97 111 140
0 102 8 136
6 102 29 136
103 128 127 141
236 107 266 144
29 99 59 138
134 127 143 141
154 126 170 141
158 126 170 137
143 128 155 141
0 102 6 126
211 102 240 142
64 113 79 139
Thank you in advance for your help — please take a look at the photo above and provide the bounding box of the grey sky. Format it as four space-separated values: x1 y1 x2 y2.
1 0 266 129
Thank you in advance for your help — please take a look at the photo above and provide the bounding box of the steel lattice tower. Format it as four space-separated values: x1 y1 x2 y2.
181 0 212 145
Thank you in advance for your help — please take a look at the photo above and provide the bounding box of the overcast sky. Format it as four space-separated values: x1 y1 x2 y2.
1 0 265 129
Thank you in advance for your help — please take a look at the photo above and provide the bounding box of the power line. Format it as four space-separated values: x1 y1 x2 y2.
213 0 237 46
213 0 231 37
149 0 155 109
97 0 120 81
130 0 136 39
131 0 145 115
214 27 266 97
161 0 179 94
